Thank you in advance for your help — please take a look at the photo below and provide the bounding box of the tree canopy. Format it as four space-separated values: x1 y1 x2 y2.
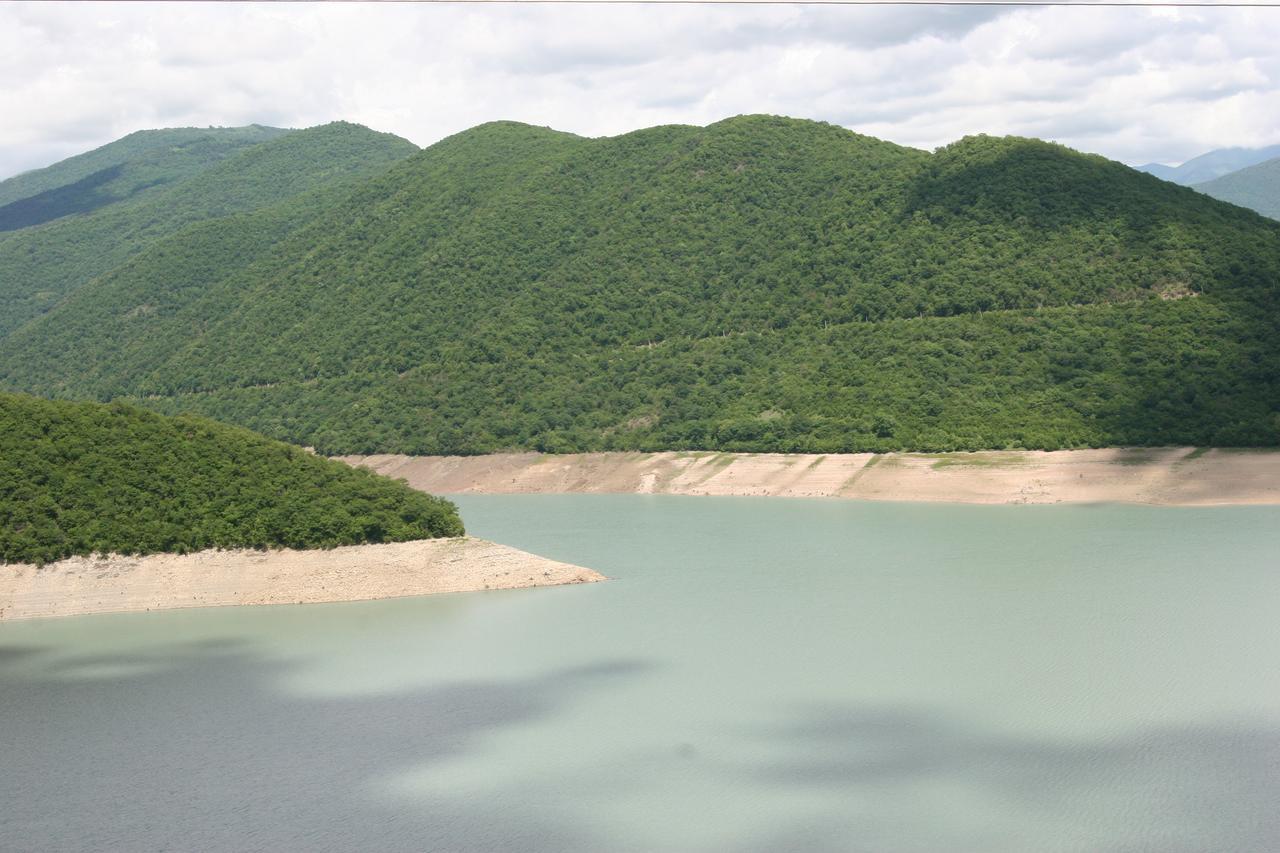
2 115 1277 454
0 392 462 565
0 122 418 336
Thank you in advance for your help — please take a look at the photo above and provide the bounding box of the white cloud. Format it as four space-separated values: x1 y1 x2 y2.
1 1 1278 180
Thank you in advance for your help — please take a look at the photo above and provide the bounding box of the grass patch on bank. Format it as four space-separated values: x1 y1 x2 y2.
1111 450 1169 466
928 452 1029 470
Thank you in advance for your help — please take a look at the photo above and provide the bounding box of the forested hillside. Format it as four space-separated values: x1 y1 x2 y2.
0 125 287 226
1196 157 1280 220
2 115 1277 454
0 392 462 566
0 122 417 337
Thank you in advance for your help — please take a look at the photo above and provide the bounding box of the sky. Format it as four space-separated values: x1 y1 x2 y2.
2 1 1279 180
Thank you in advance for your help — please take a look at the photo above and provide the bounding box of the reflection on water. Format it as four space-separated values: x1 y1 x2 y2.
2 496 1278 851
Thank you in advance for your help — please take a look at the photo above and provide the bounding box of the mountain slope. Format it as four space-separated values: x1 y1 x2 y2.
1195 156 1280 220
0 392 462 566
1 115 1277 454
1136 162 1177 182
0 125 288 227
1138 143 1280 186
0 122 417 338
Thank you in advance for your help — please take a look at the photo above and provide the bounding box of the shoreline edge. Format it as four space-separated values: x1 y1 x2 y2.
340 447 1280 506
1 536 605 621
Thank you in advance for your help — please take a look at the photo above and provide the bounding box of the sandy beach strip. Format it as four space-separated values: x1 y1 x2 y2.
0 537 604 621
338 447 1280 506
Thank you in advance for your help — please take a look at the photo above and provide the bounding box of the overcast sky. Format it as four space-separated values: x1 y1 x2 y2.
3 1 1279 180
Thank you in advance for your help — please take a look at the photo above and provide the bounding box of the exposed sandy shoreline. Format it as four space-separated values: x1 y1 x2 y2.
0 537 604 621
339 448 1280 506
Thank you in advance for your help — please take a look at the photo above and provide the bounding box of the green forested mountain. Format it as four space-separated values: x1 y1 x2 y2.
0 122 417 337
0 125 288 226
1195 156 1280 220
0 392 462 565
2 115 1278 454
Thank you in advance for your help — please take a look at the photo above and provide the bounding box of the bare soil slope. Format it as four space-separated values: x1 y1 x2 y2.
340 449 1280 506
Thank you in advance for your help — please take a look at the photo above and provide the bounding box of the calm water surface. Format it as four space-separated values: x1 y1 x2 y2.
2 496 1278 851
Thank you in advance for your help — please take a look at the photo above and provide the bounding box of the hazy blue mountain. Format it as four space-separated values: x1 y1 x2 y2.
1136 162 1178 182
1194 156 1280 220
1139 143 1280 186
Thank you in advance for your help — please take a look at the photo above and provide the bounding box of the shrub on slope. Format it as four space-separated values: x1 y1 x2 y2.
0 393 462 566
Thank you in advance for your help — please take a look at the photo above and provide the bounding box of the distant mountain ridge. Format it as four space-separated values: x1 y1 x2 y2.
1194 156 1280 220
0 125 289 225
1138 143 1280 186
1 115 1277 455
0 121 418 337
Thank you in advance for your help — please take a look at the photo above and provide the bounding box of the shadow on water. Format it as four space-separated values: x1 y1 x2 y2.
734 705 1280 853
0 641 650 853
0 645 45 665
3 637 1278 851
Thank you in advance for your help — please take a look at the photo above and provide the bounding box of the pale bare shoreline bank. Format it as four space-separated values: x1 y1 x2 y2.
340 447 1280 506
0 537 604 621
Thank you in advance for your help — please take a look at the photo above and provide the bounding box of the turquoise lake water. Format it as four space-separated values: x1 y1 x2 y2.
2 495 1278 851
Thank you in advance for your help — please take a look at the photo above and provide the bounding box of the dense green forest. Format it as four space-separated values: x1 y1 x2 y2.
0 122 417 336
1 115 1277 454
0 125 288 223
0 392 462 565
1196 157 1280 220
